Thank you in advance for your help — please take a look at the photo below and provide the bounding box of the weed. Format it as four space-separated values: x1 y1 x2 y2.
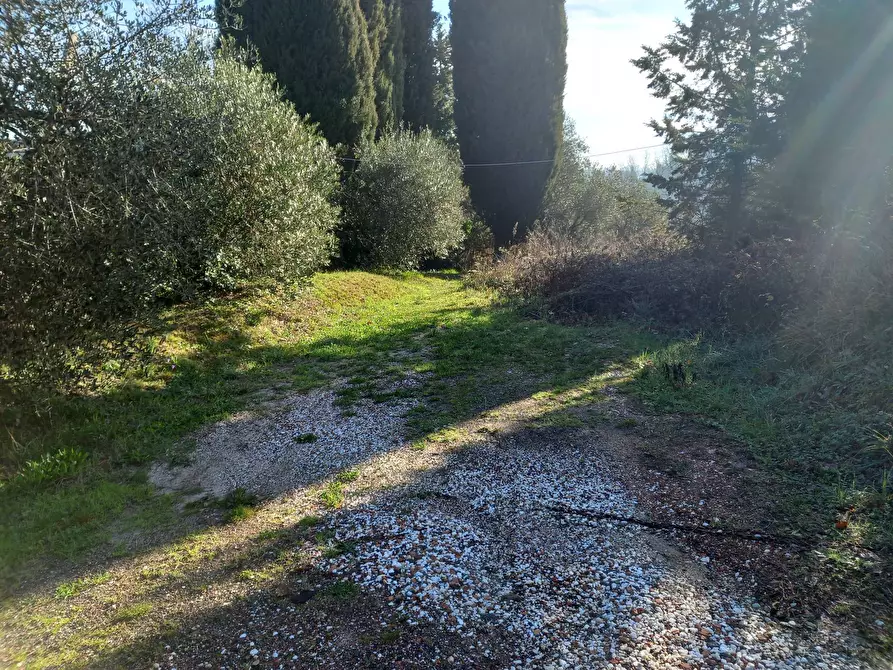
293 433 318 444
225 505 255 523
328 580 359 600
616 418 638 429
322 541 355 559
55 572 111 599
220 488 258 509
379 628 401 644
113 603 152 622
17 448 88 487
217 488 258 523
319 482 345 509
297 515 321 529
335 469 360 484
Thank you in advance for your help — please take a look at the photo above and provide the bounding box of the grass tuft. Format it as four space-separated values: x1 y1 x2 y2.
112 602 152 622
55 572 111 599
319 482 345 510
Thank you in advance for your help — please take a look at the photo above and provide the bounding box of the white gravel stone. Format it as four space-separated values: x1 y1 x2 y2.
151 389 414 497
318 440 868 669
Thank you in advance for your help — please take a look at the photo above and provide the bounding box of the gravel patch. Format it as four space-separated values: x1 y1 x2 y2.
150 389 414 498
321 439 868 669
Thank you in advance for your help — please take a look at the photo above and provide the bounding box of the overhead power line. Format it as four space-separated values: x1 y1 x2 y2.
460 143 667 167
587 143 666 159
337 142 667 168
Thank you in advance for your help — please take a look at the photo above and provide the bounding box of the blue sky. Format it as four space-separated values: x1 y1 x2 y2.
435 0 688 166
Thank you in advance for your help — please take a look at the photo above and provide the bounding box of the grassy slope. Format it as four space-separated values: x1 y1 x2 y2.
0 272 654 589
1 271 890 660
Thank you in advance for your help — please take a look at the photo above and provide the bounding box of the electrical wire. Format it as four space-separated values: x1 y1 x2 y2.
338 142 667 168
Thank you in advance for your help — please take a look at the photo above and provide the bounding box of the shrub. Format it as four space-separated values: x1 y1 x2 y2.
341 130 467 270
0 1 339 386
542 165 670 248
174 51 340 290
480 149 804 333
780 210 893 365
452 215 495 271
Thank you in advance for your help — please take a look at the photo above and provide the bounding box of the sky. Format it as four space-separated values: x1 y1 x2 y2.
434 0 689 167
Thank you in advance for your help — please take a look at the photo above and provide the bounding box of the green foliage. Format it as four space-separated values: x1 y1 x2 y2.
297 515 322 529
320 481 346 509
0 4 340 386
361 0 398 134
401 0 437 131
380 0 407 130
328 580 360 600
179 54 340 288
451 0 567 247
222 0 377 147
633 0 804 246
452 216 494 270
113 603 153 622
342 130 467 269
17 448 88 487
55 572 111 599
335 469 361 484
360 0 387 65
220 487 258 523
431 15 456 143
542 123 670 246
221 488 258 509
777 0 893 231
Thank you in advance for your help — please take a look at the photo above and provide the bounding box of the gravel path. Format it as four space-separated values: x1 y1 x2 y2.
143 384 871 669
321 438 867 669
150 389 414 498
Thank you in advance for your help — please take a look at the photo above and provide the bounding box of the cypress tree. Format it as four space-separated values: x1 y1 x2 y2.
431 15 455 143
220 0 377 148
360 0 392 134
360 0 386 67
402 0 437 131
450 0 567 247
384 0 407 129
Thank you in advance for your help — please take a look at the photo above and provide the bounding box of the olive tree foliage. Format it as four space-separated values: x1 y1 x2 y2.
0 0 340 385
342 130 467 270
541 122 669 247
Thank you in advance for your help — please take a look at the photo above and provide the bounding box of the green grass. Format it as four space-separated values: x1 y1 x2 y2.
297 515 321 529
0 273 456 583
219 488 258 524
327 580 359 600
112 603 152 622
2 269 890 635
319 482 345 510
335 469 360 484
55 572 111 599
0 272 659 586
627 335 893 551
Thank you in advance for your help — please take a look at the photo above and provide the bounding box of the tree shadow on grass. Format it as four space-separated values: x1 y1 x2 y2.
77 384 886 669
0 287 654 607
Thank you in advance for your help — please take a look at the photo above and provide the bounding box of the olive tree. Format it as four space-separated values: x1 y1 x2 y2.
0 0 340 385
342 129 467 269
